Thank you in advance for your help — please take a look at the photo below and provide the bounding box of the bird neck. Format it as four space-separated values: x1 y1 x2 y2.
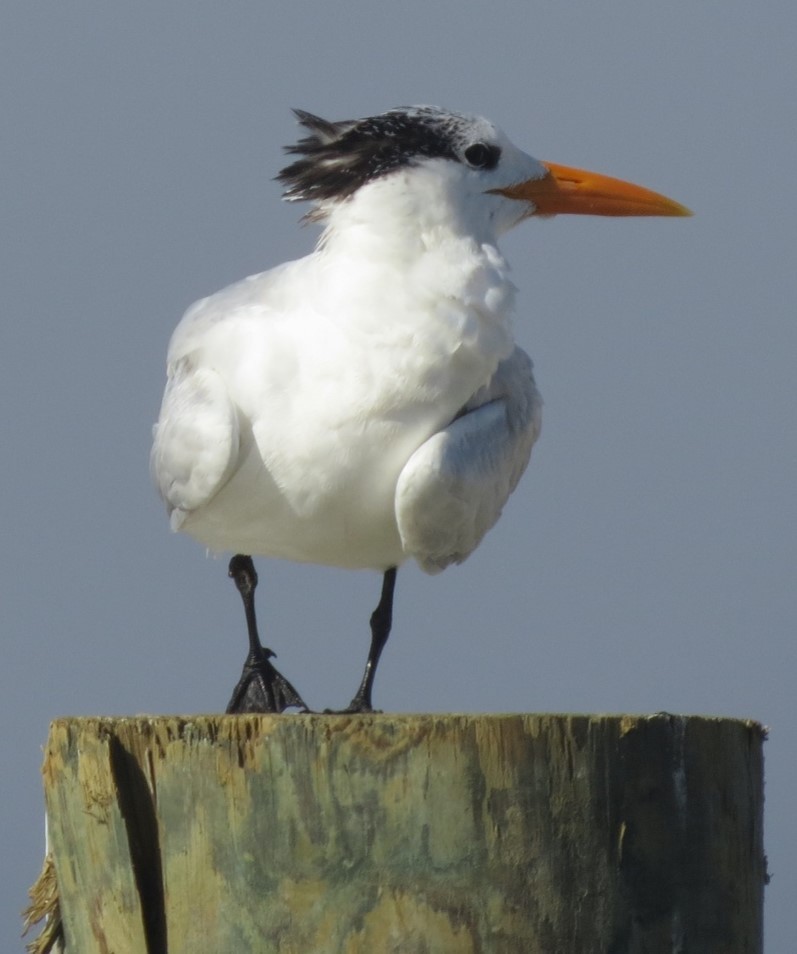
303 174 517 379
314 190 515 330
319 166 500 259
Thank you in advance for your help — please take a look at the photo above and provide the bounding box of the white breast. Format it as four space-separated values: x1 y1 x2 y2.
152 220 525 570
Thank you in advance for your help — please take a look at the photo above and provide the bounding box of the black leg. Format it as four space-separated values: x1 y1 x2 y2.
225 555 309 714
338 568 397 714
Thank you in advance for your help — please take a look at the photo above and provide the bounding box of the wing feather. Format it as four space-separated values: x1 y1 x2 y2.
150 359 240 530
396 347 542 573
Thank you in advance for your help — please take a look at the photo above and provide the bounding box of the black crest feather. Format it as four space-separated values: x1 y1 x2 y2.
277 108 465 206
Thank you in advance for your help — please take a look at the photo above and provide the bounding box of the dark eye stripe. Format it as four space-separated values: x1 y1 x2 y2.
279 108 498 205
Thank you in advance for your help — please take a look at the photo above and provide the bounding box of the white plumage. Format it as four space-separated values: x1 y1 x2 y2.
152 113 544 572
151 106 688 711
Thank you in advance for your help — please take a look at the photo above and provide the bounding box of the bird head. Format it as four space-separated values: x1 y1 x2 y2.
278 106 691 237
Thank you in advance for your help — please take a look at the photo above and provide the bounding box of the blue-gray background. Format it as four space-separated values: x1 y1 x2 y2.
2 2 794 949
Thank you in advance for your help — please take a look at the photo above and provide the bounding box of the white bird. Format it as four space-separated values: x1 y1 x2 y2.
151 106 690 713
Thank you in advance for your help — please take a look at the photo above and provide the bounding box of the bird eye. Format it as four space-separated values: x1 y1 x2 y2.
464 142 499 170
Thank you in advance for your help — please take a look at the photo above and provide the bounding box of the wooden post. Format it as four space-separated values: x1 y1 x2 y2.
32 714 765 953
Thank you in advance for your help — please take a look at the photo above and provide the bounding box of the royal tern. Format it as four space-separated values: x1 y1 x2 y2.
151 106 690 713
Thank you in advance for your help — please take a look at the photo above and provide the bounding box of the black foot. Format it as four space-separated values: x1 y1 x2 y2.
324 694 382 716
226 646 309 714
324 706 381 715
225 554 309 714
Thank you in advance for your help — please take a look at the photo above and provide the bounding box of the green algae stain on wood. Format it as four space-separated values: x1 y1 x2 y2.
39 713 765 953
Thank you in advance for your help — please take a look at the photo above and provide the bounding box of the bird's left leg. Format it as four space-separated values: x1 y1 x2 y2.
337 568 397 714
225 555 309 714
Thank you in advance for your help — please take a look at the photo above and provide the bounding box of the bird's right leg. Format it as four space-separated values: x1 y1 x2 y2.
225 555 309 714
334 567 397 714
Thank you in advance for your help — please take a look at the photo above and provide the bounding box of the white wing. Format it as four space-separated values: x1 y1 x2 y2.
150 357 240 531
395 347 542 574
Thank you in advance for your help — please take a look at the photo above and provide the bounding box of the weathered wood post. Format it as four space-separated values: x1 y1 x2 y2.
30 713 765 953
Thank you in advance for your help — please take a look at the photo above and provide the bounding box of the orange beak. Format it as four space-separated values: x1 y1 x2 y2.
493 161 692 217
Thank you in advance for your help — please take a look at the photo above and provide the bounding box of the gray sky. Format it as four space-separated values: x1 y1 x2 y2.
2 1 794 948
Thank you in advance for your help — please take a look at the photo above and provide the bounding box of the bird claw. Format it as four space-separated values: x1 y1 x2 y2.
323 694 382 715
226 648 309 714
